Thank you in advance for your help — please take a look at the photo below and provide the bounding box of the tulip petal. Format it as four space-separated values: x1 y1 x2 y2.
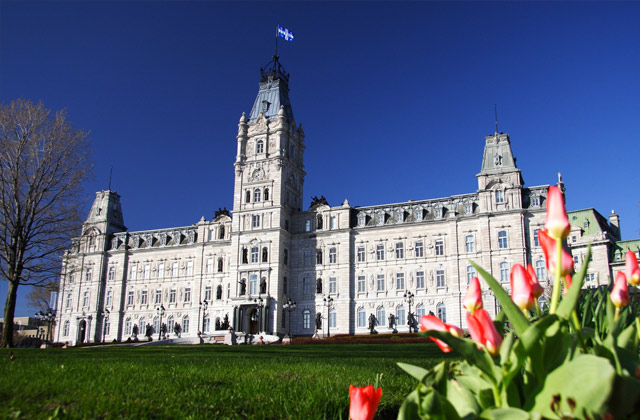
545 186 570 240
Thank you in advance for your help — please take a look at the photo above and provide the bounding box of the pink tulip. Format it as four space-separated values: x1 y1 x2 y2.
545 186 570 240
349 385 382 420
626 250 640 286
611 271 629 309
538 229 574 276
526 264 544 298
419 315 463 353
466 308 502 356
463 277 483 314
510 264 535 311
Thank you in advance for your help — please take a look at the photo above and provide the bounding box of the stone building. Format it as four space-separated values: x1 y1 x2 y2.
54 57 639 345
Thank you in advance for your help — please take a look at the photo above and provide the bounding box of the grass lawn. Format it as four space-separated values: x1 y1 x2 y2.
0 342 454 420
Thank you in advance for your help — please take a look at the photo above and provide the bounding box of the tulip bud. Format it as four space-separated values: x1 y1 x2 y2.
526 264 544 298
466 308 502 356
611 271 629 309
463 277 483 314
625 250 640 286
538 229 574 276
545 186 570 240
510 264 535 311
349 385 382 420
419 315 463 353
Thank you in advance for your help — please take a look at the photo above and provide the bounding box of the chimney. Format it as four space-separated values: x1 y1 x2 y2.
609 210 620 241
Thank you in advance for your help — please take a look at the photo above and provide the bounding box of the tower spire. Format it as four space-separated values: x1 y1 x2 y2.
494 104 499 135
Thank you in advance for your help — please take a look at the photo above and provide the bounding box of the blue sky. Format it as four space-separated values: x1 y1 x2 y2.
1 1 639 317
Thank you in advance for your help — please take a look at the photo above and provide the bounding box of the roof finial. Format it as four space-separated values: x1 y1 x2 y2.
494 104 499 135
108 166 113 191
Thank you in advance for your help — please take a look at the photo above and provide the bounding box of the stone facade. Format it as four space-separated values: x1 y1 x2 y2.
54 57 639 345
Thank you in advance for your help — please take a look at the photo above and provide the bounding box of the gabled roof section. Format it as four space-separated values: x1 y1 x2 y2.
567 208 612 237
248 56 295 124
611 239 640 263
478 133 520 176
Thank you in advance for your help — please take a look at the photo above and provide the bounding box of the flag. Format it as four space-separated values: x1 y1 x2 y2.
277 25 294 42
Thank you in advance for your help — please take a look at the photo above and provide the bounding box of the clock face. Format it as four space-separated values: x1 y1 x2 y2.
252 168 264 181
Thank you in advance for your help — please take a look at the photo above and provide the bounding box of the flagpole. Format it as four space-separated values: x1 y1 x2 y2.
274 24 279 58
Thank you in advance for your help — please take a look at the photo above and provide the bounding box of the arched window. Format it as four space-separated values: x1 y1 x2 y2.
467 265 476 283
182 316 190 334
357 307 366 328
216 285 222 300
124 318 132 335
436 303 446 323
329 308 337 328
139 317 146 334
254 188 261 203
416 304 426 318
63 320 70 336
376 307 385 327
302 309 311 329
263 188 269 201
317 215 323 230
167 316 174 334
499 262 509 283
535 260 546 281
256 139 264 154
316 249 323 264
153 316 160 333
203 315 210 333
262 247 268 263
239 279 246 295
260 277 267 294
245 190 251 203
218 258 224 272
397 305 406 326
218 225 225 240
316 278 323 294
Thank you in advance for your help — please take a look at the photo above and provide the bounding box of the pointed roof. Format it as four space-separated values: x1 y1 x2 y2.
248 56 295 124
83 190 126 234
478 133 519 175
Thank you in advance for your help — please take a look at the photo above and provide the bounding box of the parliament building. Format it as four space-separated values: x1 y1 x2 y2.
54 57 640 345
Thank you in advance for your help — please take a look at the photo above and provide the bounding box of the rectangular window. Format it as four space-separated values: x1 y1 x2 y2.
305 220 311 232
155 289 162 304
500 263 510 283
303 250 311 266
465 235 475 253
303 277 310 295
303 311 311 329
184 287 191 303
416 271 425 289
330 216 336 229
357 246 365 262
376 244 385 261
129 265 137 280
436 270 445 288
65 293 72 309
534 230 540 247
496 190 504 203
435 239 444 256
395 242 404 259
284 249 288 265
69 273 75 284
82 291 89 307
186 261 193 276
329 277 337 294
498 231 508 249
108 266 115 281
169 288 176 303
106 290 113 307
357 275 366 293
171 262 178 277
396 272 405 290
141 290 148 305
204 286 212 302
415 241 424 257
249 275 258 295
376 274 385 291
206 258 213 274
158 263 164 278
143 264 150 279
127 290 134 306
329 247 337 264
252 214 260 228
250 247 259 263
329 310 336 328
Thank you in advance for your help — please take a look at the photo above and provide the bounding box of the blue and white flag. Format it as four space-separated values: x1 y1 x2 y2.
277 25 294 42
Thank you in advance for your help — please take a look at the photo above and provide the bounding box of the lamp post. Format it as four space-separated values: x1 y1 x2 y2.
35 308 56 343
254 296 264 333
100 308 110 342
404 291 415 333
156 304 165 340
323 296 334 338
200 300 208 333
282 299 296 339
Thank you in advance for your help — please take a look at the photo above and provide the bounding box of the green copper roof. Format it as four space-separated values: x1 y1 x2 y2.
567 208 612 237
611 239 640 262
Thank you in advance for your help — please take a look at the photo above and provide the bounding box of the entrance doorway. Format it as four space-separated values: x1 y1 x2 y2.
249 308 259 334
77 319 86 344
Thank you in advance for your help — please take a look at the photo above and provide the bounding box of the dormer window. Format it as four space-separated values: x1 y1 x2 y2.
583 219 589 230
496 190 505 204
261 100 270 113
531 196 540 207
256 139 264 154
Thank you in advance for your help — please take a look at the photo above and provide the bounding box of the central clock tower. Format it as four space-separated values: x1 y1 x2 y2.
229 56 305 334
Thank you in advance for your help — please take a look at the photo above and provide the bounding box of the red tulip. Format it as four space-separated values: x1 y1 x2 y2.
510 264 535 311
625 250 640 286
466 308 502 356
538 229 574 276
611 271 629 309
349 385 382 420
562 274 573 296
419 315 463 353
526 264 544 298
463 277 483 314
545 186 570 240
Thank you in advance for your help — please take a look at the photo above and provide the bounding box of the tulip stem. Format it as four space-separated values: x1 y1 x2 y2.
549 238 563 314
614 307 620 323
534 297 542 318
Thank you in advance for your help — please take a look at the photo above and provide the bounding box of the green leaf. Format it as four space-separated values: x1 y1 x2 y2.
470 260 529 336
607 374 640 419
398 362 431 382
478 407 532 420
446 379 481 419
398 389 421 420
531 355 616 418
556 245 590 318
616 321 638 352
418 388 462 420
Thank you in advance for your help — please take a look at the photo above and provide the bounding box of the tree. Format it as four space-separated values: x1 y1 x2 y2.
0 99 92 347
26 280 59 312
